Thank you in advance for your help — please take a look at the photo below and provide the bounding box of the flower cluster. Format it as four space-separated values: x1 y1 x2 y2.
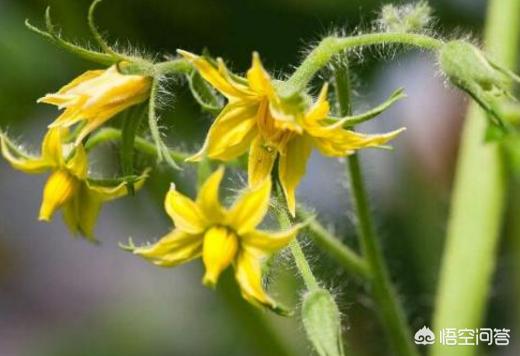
181 50 403 215
1 69 151 241
0 1 425 312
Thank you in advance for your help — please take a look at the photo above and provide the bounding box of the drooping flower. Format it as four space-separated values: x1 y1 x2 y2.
128 167 300 312
180 50 404 215
0 128 148 240
38 65 152 145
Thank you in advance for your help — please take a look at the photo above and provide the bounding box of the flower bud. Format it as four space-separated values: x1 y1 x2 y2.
302 289 345 356
439 40 519 127
378 1 432 33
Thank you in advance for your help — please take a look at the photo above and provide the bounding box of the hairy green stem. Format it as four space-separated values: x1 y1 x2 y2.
155 59 192 76
335 61 418 356
85 127 189 161
280 33 443 97
296 207 370 280
432 1 520 355
274 191 319 291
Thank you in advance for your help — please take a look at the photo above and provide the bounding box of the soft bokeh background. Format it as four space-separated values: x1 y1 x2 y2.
0 0 518 355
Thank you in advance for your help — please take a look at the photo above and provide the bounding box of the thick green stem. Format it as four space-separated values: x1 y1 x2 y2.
296 207 370 280
335 61 418 356
85 127 189 161
432 1 520 355
280 33 443 98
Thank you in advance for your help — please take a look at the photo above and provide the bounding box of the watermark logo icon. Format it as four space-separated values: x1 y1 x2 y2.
415 326 436 345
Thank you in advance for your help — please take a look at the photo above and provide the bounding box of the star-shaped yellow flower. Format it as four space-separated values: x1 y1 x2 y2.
0 128 148 240
130 167 300 312
180 50 404 215
38 65 152 145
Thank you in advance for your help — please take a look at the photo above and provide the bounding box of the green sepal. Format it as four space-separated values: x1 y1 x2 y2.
187 69 223 115
331 87 407 127
147 79 182 170
201 49 248 86
25 7 118 65
120 104 146 195
87 0 124 59
0 130 36 161
86 174 143 188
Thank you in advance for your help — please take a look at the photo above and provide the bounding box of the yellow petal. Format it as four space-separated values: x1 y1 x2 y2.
227 178 271 235
178 50 252 99
39 170 79 221
312 127 406 157
305 84 330 124
0 133 52 174
62 184 102 240
48 104 86 129
188 102 258 162
86 168 149 201
247 135 277 187
45 66 151 143
133 230 202 267
37 70 104 107
234 249 277 309
40 70 104 99
40 127 67 165
246 52 275 97
164 184 208 234
196 166 226 222
278 135 313 216
202 226 238 287
65 145 88 179
65 173 145 239
242 225 301 252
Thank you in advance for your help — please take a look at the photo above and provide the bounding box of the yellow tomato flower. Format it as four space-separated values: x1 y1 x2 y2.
0 128 148 240
179 50 404 215
131 167 300 312
38 65 152 145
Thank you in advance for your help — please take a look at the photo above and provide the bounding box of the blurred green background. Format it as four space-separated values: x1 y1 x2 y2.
1 0 518 355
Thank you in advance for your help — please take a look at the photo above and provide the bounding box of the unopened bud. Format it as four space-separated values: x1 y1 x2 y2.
439 40 520 128
378 1 432 33
302 289 345 356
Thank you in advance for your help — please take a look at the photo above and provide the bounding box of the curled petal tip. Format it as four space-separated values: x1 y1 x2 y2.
202 274 218 289
177 49 197 60
393 127 407 135
38 215 51 222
